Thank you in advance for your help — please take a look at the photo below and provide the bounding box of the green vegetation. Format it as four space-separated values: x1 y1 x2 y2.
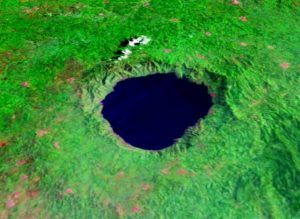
1 0 299 218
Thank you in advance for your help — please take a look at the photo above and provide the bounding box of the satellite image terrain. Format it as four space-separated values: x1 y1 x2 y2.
0 0 299 218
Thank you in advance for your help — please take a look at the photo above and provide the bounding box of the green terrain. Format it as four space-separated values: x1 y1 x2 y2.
0 0 300 218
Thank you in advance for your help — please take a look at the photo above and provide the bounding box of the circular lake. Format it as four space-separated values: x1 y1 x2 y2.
101 72 213 150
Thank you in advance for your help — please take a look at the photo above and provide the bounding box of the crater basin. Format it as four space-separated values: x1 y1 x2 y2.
101 72 213 150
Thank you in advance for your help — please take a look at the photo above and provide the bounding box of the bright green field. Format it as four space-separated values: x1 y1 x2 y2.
1 0 300 218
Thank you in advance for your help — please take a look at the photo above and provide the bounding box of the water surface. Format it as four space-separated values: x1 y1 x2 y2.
101 72 213 150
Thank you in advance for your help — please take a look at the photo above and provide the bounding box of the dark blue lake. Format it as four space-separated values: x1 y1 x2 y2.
101 72 213 151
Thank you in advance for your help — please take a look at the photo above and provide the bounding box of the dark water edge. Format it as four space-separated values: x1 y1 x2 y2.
101 72 213 150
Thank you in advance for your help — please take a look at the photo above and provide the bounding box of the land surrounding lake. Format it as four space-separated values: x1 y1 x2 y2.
0 1 299 218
